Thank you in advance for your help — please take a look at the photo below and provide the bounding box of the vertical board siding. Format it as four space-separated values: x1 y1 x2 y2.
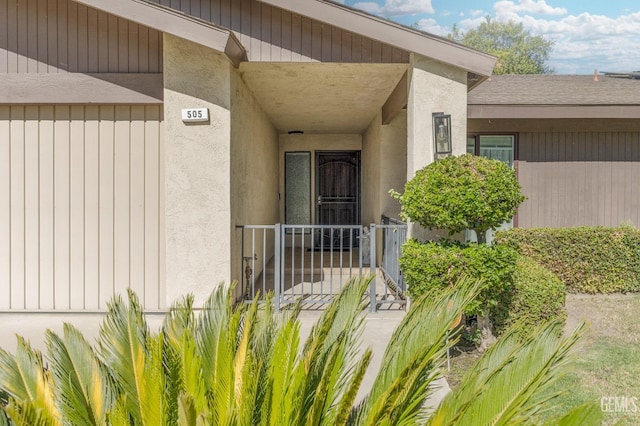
150 0 410 63
518 132 640 228
0 105 165 311
0 0 163 73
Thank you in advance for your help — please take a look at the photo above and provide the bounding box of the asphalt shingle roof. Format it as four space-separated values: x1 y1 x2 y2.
468 74 640 106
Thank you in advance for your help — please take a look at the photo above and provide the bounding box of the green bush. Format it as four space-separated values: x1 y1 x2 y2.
392 154 525 243
400 239 518 317
495 226 640 293
493 256 566 337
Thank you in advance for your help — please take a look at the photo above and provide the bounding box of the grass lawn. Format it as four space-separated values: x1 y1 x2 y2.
445 293 640 425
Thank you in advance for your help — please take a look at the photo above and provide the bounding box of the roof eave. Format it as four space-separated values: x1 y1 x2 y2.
256 0 496 77
75 0 247 67
468 104 640 119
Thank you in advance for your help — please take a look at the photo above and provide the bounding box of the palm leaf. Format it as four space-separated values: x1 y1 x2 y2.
354 277 481 425
163 294 209 423
430 321 588 425
545 402 601 426
105 395 129 426
178 393 198 426
98 289 164 426
0 406 8 426
263 309 302 426
298 276 372 424
0 337 59 424
3 399 58 426
46 324 112 426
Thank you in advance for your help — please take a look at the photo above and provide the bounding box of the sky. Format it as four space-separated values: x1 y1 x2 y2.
336 0 640 74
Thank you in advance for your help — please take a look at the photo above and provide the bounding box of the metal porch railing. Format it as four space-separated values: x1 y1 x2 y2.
236 218 407 312
377 216 408 305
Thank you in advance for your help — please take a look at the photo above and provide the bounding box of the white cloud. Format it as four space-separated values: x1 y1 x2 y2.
494 0 566 16
352 0 434 17
457 4 640 74
416 18 449 36
470 9 485 17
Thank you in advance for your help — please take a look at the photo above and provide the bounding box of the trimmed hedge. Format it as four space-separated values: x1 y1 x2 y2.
492 256 566 337
400 239 517 317
495 226 640 294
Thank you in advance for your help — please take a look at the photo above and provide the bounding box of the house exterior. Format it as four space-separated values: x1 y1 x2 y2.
468 74 640 228
0 0 495 310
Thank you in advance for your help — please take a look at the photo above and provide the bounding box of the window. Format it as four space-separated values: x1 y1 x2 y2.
285 152 311 225
467 135 516 168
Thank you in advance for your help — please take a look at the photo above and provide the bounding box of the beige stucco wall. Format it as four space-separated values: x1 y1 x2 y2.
361 110 407 227
279 134 362 224
230 71 280 294
163 34 233 305
362 113 382 227
406 54 468 241
380 110 407 220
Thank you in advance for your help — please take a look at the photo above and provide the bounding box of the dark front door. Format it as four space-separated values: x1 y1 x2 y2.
316 151 361 226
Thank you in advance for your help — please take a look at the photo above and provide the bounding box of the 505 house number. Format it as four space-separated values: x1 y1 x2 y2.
181 108 209 123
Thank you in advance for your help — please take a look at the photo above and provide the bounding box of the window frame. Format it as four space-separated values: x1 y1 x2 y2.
467 133 519 168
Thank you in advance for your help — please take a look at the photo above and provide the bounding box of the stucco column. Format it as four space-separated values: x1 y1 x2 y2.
406 54 468 240
164 34 232 305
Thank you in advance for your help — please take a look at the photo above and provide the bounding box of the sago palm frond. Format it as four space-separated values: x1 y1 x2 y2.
45 323 113 426
0 406 8 426
164 294 208 422
544 402 602 426
429 321 588 426
297 275 372 425
261 308 302 426
2 398 58 426
353 277 482 425
98 289 165 426
0 336 59 425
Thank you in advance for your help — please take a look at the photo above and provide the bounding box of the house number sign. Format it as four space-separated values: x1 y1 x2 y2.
181 107 209 123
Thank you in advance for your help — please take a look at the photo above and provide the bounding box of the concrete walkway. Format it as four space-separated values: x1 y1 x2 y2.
0 309 450 412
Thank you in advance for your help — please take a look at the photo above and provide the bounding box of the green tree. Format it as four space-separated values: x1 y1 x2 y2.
0 278 598 425
393 154 525 244
450 17 554 74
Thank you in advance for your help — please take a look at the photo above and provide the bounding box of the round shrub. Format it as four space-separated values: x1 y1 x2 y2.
393 154 525 243
493 256 566 337
400 239 518 317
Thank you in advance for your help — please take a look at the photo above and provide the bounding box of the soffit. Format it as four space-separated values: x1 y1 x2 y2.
240 62 407 133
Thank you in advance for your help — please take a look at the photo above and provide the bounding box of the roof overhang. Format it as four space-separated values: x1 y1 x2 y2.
256 0 496 79
73 0 247 67
0 73 163 104
469 105 640 119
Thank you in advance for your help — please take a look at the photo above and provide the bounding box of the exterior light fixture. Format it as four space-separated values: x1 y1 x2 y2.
433 112 452 159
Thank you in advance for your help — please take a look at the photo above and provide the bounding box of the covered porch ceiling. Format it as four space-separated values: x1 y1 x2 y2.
239 62 408 134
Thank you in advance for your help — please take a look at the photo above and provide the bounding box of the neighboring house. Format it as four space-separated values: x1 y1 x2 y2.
0 0 495 310
468 74 640 228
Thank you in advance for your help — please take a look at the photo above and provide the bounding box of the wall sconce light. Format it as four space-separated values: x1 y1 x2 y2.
433 112 452 158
